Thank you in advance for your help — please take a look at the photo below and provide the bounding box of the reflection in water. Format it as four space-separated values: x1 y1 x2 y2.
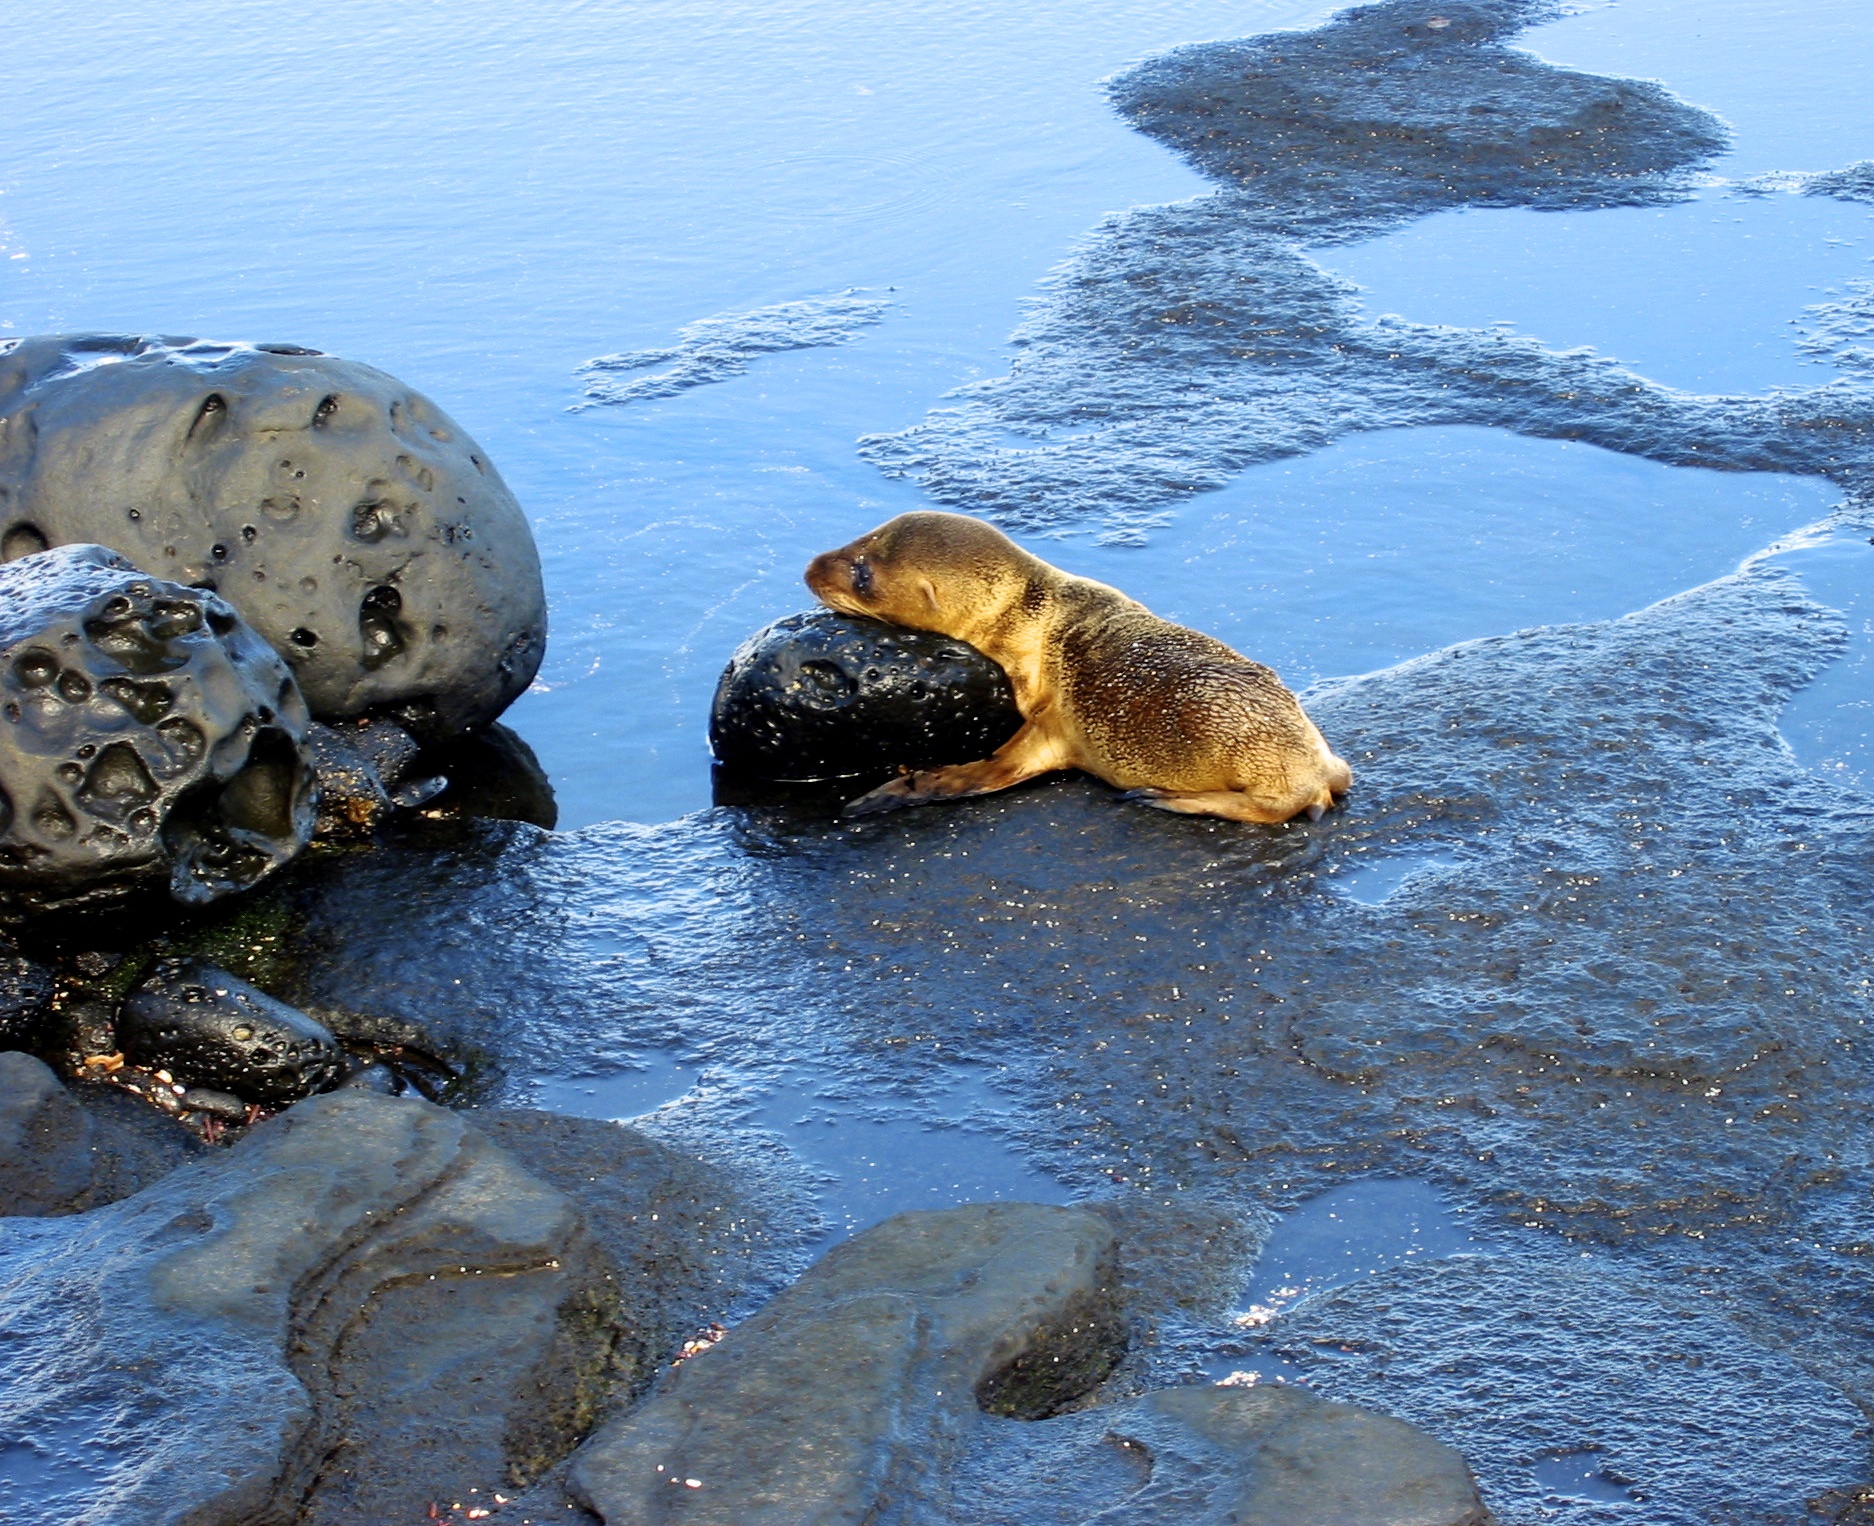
1210 1178 1482 1387
1330 854 1457 907
1065 427 1837 691
1318 190 1874 396
1775 537 1874 794
752 1078 1069 1243
526 1052 697 1120
1532 1448 1641 1506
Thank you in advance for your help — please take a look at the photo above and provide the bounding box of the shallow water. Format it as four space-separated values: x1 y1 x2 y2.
10 0 1874 1518
1208 1178 1483 1387
530 1059 1067 1241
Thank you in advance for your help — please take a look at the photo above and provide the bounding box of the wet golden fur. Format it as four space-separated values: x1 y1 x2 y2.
805 511 1352 822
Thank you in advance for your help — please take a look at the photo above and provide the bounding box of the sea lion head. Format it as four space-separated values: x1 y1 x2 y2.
806 511 1036 637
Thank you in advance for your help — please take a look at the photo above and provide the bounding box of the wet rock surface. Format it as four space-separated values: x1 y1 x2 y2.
118 957 345 1105
947 1383 1488 1526
1267 1256 1867 1525
0 1051 95 1214
709 610 1023 783
475 1108 776 1389
0 334 547 737
415 720 559 829
0 1064 211 1213
0 1090 631 1526
0 543 316 910
304 715 446 838
0 953 55 1044
568 1202 1124 1523
278 557 1874 1519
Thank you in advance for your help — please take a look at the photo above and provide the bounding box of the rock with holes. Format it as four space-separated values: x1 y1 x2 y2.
0 543 316 912
118 958 345 1106
0 1089 632 1526
567 1201 1125 1524
0 334 546 738
709 610 1023 782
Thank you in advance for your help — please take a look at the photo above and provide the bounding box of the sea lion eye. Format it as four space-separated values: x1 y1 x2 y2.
850 558 873 595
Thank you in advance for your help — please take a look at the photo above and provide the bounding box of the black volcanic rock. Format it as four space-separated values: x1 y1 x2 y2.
118 958 344 1105
0 544 316 911
0 334 547 739
709 610 1023 782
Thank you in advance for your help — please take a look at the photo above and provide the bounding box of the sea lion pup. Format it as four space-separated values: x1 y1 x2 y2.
805 511 1352 822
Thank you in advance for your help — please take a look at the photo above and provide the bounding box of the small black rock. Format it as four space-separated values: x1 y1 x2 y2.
709 611 1023 782
118 958 344 1106
334 1059 407 1096
177 1086 249 1123
412 721 558 828
0 955 56 1047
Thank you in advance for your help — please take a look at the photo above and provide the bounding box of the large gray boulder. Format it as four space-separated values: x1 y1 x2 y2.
0 334 546 738
0 543 316 910
0 1090 629 1526
568 1201 1125 1523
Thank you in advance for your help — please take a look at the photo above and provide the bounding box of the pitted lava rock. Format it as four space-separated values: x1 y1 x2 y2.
118 957 344 1105
0 544 316 911
710 610 1023 782
0 334 547 738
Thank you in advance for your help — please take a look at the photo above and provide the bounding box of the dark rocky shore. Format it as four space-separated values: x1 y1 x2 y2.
7 0 1874 1522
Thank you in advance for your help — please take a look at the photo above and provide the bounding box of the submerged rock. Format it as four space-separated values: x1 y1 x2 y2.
568 1201 1124 1523
0 544 316 911
1270 1255 1867 1524
0 334 547 738
945 1382 1488 1525
0 1090 631 1526
710 610 1023 782
1116 1386 1487 1526
118 957 344 1105
1112 0 1727 231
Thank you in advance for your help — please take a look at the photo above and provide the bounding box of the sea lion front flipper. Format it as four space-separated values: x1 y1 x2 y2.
843 718 1069 816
